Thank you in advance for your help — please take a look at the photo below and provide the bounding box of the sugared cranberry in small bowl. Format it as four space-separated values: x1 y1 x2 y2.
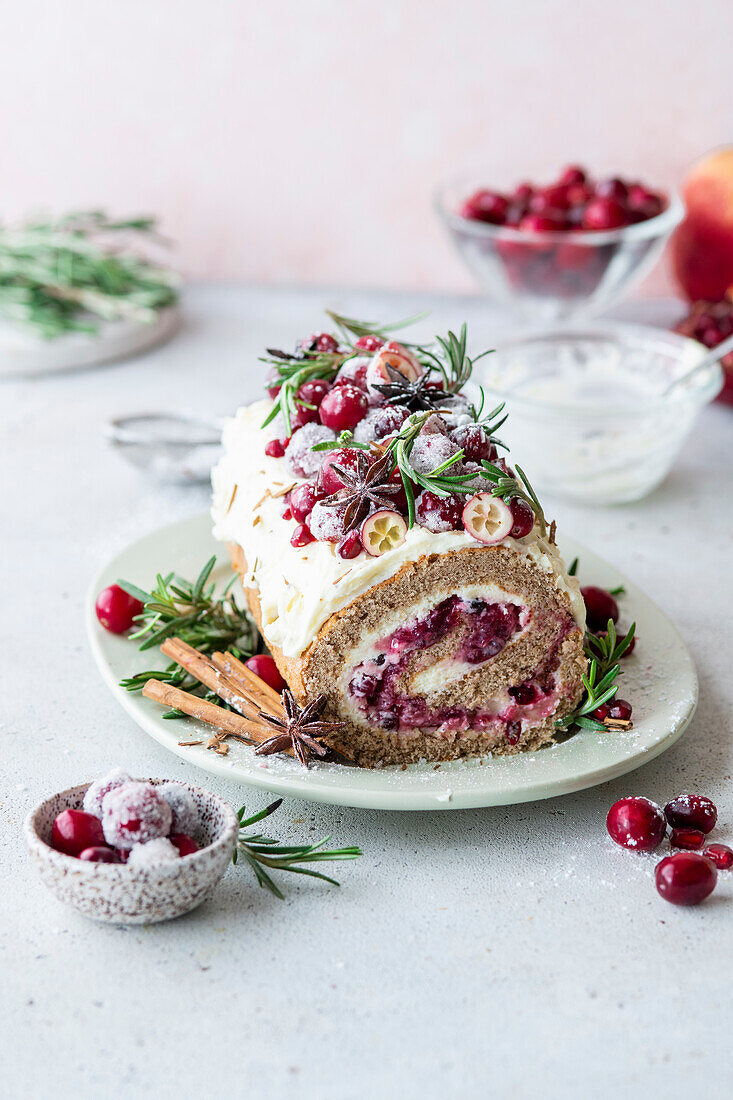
436 170 683 322
25 778 238 924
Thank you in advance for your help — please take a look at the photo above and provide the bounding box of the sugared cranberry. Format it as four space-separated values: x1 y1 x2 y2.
79 846 121 863
52 809 106 857
664 794 717 834
582 197 627 231
302 332 339 354
581 586 619 631
415 490 464 533
290 523 315 548
290 402 319 432
102 782 172 849
245 654 286 693
460 189 509 224
265 438 288 459
319 447 364 495
337 531 363 559
170 833 200 857
608 699 632 721
83 768 131 818
450 423 493 463
606 797 666 852
296 379 331 408
670 827 705 850
703 844 733 871
509 498 535 538
655 852 717 906
290 482 322 523
558 165 587 187
319 383 368 432
158 782 200 834
354 334 384 352
95 585 144 634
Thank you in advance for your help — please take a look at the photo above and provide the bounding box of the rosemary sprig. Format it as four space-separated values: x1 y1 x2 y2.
233 799 362 899
311 429 371 453
555 619 636 732
387 411 477 527
0 210 178 338
119 556 261 717
419 322 492 393
325 308 427 342
479 461 548 539
260 350 345 434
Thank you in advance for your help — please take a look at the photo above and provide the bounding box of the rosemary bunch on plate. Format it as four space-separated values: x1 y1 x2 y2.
119 556 261 717
234 799 362 899
555 619 636 732
0 210 179 338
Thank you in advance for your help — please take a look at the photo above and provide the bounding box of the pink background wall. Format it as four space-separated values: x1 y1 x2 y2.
2 0 731 294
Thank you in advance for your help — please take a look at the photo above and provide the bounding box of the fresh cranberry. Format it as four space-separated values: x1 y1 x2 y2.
509 498 535 538
530 185 571 214
670 827 705 850
319 447 364 495
170 833 200 857
558 165 587 187
703 844 733 871
581 586 619 631
627 183 664 220
354 334 384 352
319 384 368 431
266 369 282 399
460 189 509 224
79 846 121 863
265 438 288 459
95 585 143 634
664 794 717 834
519 212 565 233
290 402 319 432
595 178 628 203
450 423 493 463
290 523 315 548
296 379 331 408
302 332 339 354
290 482 322 523
655 852 717 906
52 809 106 857
337 531 363 559
592 703 610 722
245 654 286 693
582 197 627 231
606 797 666 852
415 490 464 533
608 699 632 721
513 183 534 202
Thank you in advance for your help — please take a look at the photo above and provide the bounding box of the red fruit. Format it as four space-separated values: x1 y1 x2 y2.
95 584 144 635
508 498 535 538
582 197 627 231
565 183 593 208
450 423 494 463
627 183 664 220
664 794 717 834
78 846 121 863
415 490 465 533
290 402 319 432
460 189 509 224
337 531 363 559
319 384 368 432
354 334 384 352
558 165 587 187
606 797 666 852
289 482 323 523
281 503 292 521
592 704 610 723
513 183 534 202
265 438 288 459
266 369 282 399
655 852 717 906
519 213 566 233
302 332 339 354
52 809 106 857
595 177 628 203
555 242 594 272
245 654 286 693
608 698 633 722
530 185 571 214
703 844 733 870
170 833 200 857
319 447 364 495
670 827 705 850
296 379 331 408
581 586 619 632
291 523 315 548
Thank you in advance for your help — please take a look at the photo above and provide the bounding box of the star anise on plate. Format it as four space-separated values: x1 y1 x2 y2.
254 689 344 767
373 365 448 412
320 451 401 532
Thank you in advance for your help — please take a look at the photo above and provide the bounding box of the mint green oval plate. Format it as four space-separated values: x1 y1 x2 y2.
87 514 697 810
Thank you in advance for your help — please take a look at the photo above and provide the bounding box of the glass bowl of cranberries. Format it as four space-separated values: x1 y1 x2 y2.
474 323 722 504
436 166 684 322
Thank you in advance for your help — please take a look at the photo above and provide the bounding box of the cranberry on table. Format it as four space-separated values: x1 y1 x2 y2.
79 846 121 863
289 482 322 524
265 438 288 459
354 334 384 352
170 833 200 857
655 852 717 906
95 584 144 634
664 794 717 834
582 197 627 231
580 585 619 631
606 797 666 852
670 827 705 850
245 654 286 693
319 383 368 431
508 498 535 538
296 379 331 407
290 523 315 548
52 809 106 857
703 844 733 871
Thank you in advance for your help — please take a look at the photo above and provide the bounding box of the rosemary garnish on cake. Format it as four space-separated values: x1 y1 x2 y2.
478 461 548 539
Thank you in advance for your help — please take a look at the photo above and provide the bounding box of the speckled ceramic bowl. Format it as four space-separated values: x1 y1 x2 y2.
24 779 239 924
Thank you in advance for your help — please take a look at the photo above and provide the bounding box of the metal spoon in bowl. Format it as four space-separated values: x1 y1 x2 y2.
106 412 224 483
662 331 733 397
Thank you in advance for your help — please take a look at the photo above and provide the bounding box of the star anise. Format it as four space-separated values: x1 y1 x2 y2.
254 689 345 766
320 450 401 532
373 365 448 412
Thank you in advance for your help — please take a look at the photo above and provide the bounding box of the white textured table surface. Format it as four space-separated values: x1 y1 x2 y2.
2 286 732 1099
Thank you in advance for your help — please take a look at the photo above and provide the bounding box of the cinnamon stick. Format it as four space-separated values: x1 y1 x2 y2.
161 638 266 722
211 650 285 712
142 679 267 740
